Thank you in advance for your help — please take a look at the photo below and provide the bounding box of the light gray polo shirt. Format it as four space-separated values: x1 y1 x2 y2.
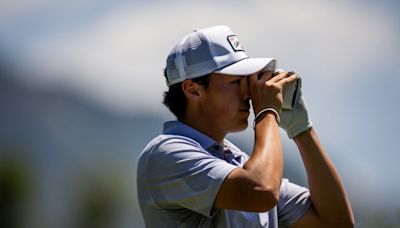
137 121 311 228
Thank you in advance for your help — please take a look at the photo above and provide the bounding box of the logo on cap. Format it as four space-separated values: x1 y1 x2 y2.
227 35 244 52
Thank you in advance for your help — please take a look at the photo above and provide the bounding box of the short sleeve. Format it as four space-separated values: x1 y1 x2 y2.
147 136 238 217
277 178 312 225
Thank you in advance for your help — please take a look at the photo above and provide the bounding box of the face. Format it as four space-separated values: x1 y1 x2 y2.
198 73 250 134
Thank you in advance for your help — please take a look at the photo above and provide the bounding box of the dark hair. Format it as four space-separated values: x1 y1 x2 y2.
163 68 210 119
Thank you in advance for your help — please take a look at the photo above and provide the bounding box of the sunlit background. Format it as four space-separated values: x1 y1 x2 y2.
1 0 400 227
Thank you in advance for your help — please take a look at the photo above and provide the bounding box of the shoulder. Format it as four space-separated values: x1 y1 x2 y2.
138 134 212 171
141 134 208 158
138 134 238 190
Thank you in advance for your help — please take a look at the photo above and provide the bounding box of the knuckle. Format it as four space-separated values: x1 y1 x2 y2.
273 84 281 89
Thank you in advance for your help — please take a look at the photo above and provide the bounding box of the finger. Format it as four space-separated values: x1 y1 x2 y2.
268 71 290 83
276 73 298 86
270 70 298 83
258 70 273 83
273 69 284 76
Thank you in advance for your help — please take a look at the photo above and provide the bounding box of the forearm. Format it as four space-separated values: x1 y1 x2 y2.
294 128 354 226
242 69 296 193
243 113 283 194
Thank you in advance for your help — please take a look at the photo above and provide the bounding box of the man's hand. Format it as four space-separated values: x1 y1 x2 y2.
248 71 298 115
278 76 313 138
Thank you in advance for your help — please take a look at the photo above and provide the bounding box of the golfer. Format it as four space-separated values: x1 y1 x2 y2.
137 25 354 228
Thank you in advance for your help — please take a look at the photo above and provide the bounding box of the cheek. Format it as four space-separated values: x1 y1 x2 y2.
203 83 242 116
205 98 228 115
207 92 239 116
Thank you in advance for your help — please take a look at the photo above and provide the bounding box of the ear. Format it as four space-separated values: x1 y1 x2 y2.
182 80 202 100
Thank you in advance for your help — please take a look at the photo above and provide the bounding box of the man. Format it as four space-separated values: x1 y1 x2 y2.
137 25 354 227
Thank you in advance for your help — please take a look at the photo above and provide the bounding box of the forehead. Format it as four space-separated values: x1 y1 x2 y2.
210 72 247 81
210 69 275 81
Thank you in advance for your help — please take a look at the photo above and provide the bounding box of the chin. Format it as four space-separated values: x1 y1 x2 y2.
231 121 249 132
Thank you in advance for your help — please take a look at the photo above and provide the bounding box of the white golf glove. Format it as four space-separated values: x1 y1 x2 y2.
279 77 313 138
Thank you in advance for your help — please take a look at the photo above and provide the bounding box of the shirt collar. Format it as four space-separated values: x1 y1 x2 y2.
163 120 217 150
163 120 242 160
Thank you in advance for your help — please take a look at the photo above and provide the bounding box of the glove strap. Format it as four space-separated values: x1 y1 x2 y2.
253 108 281 129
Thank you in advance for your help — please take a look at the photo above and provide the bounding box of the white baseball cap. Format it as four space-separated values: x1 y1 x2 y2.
165 25 276 86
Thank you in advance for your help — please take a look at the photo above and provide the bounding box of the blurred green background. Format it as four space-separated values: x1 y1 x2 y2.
1 1 400 227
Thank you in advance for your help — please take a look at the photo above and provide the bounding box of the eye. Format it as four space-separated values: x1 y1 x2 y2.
231 79 242 85
257 72 264 79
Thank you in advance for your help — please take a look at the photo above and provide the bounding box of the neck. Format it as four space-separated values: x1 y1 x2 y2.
180 115 225 145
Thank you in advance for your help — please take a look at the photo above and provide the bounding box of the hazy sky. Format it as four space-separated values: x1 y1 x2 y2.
1 0 400 211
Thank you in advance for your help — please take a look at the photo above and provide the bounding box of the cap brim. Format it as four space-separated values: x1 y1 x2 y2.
214 58 276 76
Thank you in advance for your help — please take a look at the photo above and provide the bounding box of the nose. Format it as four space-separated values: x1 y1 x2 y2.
241 78 250 100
